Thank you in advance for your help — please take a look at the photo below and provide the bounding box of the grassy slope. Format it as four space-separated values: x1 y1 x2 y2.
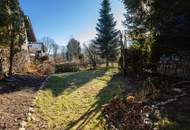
27 68 125 130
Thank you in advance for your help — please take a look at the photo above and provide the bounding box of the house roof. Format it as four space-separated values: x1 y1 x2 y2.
24 16 37 42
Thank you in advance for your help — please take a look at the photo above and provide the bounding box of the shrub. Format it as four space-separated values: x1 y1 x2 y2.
23 61 54 75
55 63 79 73
37 62 54 75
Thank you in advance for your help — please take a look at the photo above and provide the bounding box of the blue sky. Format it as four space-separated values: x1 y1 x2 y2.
20 0 125 46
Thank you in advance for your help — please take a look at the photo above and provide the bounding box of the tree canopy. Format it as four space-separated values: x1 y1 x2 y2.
0 0 25 47
0 0 26 75
122 0 190 62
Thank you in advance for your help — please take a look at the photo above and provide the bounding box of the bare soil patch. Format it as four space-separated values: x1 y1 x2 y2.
0 75 46 130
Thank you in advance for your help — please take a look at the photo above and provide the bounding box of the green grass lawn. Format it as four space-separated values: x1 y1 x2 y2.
27 68 126 130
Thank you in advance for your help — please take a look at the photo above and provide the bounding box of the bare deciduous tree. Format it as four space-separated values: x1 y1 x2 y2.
41 37 55 56
84 43 97 69
60 46 66 60
52 43 59 62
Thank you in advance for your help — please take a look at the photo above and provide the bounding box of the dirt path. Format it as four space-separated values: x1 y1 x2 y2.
0 75 46 130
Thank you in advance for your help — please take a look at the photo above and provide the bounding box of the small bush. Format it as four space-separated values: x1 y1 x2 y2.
24 62 38 74
24 62 54 75
37 63 54 75
55 63 79 73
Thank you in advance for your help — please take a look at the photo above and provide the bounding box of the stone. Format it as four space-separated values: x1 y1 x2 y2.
31 116 36 121
29 107 35 113
19 128 25 130
28 113 32 117
20 121 27 127
27 117 31 122
31 102 36 107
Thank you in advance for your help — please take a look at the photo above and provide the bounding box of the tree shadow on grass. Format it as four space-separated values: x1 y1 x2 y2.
44 69 107 97
0 75 46 94
64 73 125 130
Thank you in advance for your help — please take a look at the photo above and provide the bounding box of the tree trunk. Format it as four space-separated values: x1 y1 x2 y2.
106 57 109 67
123 49 128 77
8 41 14 76
0 49 3 74
92 57 96 69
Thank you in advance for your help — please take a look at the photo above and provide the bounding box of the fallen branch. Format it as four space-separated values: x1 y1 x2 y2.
172 81 190 88
154 92 186 107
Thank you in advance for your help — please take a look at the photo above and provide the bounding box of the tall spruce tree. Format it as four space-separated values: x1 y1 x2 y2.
93 0 119 67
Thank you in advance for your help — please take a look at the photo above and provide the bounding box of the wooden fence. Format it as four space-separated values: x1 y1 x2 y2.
157 61 190 79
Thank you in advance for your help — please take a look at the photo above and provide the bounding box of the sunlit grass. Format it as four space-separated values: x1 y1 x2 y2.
27 68 125 130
